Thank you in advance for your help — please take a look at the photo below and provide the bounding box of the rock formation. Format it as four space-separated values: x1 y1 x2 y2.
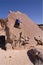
0 11 43 49
0 11 43 65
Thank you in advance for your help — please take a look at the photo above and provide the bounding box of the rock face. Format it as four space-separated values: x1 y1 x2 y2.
7 11 43 38
7 11 43 49
0 11 43 49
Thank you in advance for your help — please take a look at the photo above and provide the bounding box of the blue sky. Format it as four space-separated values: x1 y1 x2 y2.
0 0 42 24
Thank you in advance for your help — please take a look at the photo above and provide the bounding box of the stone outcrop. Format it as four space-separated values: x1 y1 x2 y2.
0 11 43 49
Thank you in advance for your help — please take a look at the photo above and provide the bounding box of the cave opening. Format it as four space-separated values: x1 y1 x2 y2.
0 35 6 50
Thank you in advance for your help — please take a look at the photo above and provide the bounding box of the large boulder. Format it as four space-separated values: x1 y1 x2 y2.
6 11 43 48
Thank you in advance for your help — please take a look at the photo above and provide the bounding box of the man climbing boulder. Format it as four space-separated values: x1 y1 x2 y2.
14 19 21 29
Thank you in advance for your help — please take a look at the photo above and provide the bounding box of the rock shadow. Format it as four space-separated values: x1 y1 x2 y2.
0 35 6 50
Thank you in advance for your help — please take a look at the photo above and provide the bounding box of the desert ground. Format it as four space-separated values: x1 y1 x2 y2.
0 45 43 65
0 49 33 65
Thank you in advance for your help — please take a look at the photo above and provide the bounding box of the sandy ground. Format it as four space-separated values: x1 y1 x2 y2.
0 46 43 65
0 49 33 65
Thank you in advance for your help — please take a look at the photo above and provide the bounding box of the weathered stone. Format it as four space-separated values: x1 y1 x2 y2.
0 11 43 49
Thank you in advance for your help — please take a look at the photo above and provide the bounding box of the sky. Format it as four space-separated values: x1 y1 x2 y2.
0 0 42 24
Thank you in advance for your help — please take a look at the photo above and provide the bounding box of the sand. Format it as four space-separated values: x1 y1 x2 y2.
0 49 33 65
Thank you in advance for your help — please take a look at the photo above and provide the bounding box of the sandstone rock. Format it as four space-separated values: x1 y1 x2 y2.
0 11 43 49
